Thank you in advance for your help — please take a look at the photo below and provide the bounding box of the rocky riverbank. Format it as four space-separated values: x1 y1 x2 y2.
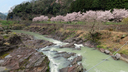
0 28 53 72
1 23 128 72
0 26 84 72
0 47 49 72
24 25 128 63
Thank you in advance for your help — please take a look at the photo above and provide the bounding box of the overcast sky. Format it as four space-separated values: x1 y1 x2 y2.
0 0 30 13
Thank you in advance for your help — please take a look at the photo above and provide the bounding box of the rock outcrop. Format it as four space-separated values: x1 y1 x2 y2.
84 41 97 48
1 47 49 72
60 55 84 72
0 32 52 72
0 31 21 53
60 43 75 48
60 43 83 50
64 38 86 44
60 63 84 72
55 52 76 58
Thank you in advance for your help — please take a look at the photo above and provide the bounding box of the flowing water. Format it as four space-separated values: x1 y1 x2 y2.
13 30 128 72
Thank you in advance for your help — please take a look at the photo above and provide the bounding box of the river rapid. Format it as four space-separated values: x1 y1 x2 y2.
13 30 128 72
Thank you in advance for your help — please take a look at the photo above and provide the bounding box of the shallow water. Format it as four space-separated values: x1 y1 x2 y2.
13 30 128 72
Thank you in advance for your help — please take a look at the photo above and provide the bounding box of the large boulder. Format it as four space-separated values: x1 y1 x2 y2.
0 45 17 53
0 35 17 53
60 43 75 48
22 39 53 49
8 34 21 45
1 48 49 72
84 41 96 48
0 33 22 53
71 56 82 65
104 50 110 54
60 55 83 72
60 63 84 72
113 53 121 60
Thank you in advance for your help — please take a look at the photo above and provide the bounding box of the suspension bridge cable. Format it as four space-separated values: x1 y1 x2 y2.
86 41 128 72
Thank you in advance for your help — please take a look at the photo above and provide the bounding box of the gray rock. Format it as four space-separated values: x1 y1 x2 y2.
2 48 49 72
77 40 83 44
64 39 73 43
104 50 110 54
114 53 121 60
100 48 105 53
0 60 4 65
84 41 96 48
71 56 82 65
60 63 84 72
5 55 12 58
34 57 45 66
59 67 69 72
64 38 84 44
60 43 75 48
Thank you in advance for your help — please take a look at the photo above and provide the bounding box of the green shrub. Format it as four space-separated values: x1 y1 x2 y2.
96 45 102 48
86 32 101 43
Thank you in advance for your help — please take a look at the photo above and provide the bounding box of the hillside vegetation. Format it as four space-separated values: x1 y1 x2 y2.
70 0 128 12
7 0 128 21
7 0 74 20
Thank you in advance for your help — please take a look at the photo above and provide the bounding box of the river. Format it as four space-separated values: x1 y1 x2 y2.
13 30 128 72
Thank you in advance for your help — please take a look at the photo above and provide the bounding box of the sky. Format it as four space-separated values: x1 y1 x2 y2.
0 0 30 13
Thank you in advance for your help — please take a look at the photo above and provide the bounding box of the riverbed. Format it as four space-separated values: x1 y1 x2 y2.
13 30 128 72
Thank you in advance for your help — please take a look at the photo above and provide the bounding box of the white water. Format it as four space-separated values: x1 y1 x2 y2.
13 30 128 72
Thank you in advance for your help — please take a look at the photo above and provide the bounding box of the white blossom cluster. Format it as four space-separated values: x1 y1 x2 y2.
32 15 49 22
32 9 128 22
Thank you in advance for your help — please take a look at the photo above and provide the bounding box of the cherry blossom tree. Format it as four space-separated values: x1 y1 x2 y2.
112 9 128 22
33 9 128 22
50 15 64 22
32 15 49 22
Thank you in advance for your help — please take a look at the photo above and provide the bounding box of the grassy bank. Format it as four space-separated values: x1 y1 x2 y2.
34 21 127 25
64 27 128 55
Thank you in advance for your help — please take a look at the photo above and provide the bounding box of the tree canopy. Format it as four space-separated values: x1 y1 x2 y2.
7 0 74 20
69 0 128 12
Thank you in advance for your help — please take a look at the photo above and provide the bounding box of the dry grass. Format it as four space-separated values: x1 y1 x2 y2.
62 29 128 55
98 30 128 55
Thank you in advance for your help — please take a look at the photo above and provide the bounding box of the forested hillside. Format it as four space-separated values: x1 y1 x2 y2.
7 0 74 20
70 0 128 12
7 0 128 20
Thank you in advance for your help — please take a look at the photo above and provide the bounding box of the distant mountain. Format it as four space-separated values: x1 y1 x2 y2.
0 12 7 20
3 13 8 16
